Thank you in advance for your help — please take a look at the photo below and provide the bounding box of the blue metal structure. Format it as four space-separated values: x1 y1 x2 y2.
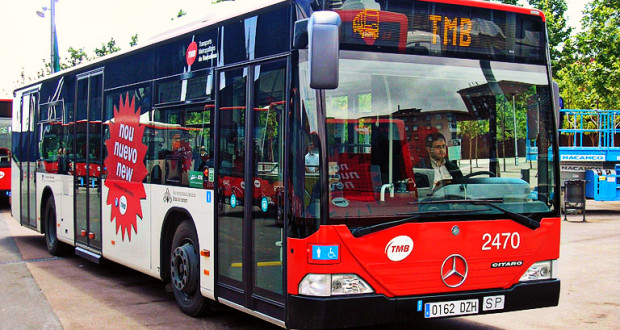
585 169 620 201
559 109 620 162
558 109 620 201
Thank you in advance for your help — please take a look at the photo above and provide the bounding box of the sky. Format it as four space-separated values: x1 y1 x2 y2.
0 0 593 98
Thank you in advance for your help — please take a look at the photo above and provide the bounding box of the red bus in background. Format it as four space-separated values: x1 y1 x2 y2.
0 99 11 203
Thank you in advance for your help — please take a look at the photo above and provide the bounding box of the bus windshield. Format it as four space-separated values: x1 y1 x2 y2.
301 51 556 228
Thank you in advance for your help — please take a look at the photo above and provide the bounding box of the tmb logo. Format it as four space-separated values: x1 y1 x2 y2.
186 41 198 67
385 235 414 262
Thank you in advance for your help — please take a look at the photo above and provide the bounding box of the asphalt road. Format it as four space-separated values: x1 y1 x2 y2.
0 201 618 329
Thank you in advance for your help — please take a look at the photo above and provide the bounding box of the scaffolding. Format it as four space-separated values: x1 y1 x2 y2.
558 109 620 201
560 109 620 149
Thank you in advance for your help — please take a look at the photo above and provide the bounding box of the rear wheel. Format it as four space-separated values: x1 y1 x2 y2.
170 220 210 316
44 196 70 256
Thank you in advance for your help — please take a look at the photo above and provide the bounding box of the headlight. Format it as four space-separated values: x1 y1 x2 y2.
299 274 374 296
519 260 557 282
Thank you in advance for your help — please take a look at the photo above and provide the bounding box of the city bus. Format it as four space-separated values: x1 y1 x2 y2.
11 0 561 328
0 99 11 203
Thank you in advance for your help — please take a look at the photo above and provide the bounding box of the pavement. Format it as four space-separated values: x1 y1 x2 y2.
0 204 62 329
0 200 618 329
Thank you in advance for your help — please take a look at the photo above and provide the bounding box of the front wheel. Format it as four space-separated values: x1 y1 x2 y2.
170 220 210 316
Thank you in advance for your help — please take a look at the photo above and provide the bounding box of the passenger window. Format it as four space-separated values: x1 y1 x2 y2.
149 104 214 188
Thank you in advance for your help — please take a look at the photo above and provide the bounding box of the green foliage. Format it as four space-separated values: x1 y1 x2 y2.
185 110 211 125
29 34 138 82
496 94 529 141
458 119 488 166
65 47 89 67
94 38 121 57
556 0 620 110
487 0 572 76
458 120 488 141
527 0 572 75
172 9 187 20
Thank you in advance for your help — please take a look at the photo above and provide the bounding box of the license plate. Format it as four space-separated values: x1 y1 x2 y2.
482 295 505 311
424 299 479 318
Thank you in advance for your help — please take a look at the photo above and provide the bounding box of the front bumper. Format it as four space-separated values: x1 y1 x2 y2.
287 280 560 329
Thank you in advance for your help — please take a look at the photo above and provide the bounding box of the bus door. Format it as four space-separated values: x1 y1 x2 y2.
74 71 103 253
216 59 287 320
19 90 38 228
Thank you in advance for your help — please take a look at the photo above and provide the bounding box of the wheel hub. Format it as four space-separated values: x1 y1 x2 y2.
171 243 199 294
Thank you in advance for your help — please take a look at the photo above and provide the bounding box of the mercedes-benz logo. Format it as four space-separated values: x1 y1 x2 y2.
441 254 468 288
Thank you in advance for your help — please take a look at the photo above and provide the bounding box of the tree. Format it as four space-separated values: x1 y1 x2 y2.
94 38 121 57
458 120 488 169
527 0 572 75
557 0 620 110
65 47 89 67
16 6 192 86
488 0 572 76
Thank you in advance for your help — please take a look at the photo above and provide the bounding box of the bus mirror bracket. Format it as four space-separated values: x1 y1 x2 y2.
293 18 309 49
307 11 341 90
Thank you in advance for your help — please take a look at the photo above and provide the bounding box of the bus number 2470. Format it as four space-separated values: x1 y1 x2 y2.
482 232 520 250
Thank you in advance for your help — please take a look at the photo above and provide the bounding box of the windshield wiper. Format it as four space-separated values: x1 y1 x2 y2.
417 199 540 230
350 209 480 238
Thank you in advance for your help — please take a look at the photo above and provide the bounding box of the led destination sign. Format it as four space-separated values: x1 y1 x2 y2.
336 2 545 64
429 15 472 47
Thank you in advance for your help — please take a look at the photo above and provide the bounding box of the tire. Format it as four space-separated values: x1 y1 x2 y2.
44 196 70 256
170 220 210 316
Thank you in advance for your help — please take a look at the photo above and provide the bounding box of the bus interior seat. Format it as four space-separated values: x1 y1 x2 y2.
151 164 162 184
165 155 183 185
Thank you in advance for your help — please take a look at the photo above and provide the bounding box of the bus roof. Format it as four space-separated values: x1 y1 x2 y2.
15 0 546 93
147 0 287 45
14 0 288 93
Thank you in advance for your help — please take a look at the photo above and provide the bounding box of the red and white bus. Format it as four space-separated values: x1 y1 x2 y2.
0 99 11 202
12 0 561 328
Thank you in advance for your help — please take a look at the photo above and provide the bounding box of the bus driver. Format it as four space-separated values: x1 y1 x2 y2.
423 132 462 185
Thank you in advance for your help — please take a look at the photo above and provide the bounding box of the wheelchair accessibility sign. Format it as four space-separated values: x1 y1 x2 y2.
311 245 339 261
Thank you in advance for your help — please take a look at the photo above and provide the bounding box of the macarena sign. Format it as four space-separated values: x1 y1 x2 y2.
104 94 148 241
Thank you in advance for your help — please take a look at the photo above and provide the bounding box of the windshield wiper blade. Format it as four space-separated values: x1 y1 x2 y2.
470 200 540 230
350 215 421 238
350 209 480 238
417 199 540 230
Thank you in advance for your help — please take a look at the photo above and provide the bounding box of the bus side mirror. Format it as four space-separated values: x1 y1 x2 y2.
552 81 561 130
307 11 341 89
